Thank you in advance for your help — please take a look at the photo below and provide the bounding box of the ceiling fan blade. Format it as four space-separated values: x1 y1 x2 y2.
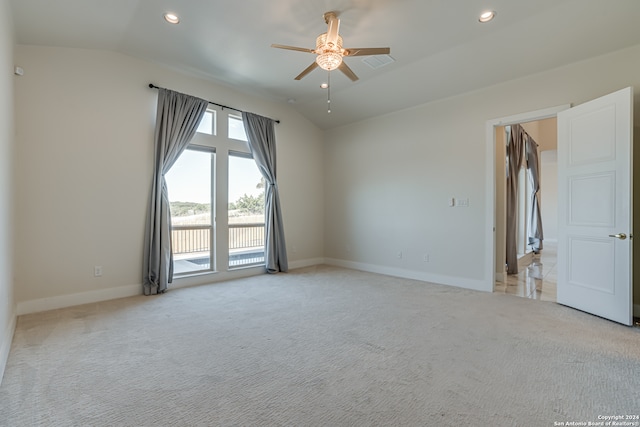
294 62 319 80
338 61 359 81
271 44 315 54
344 47 391 57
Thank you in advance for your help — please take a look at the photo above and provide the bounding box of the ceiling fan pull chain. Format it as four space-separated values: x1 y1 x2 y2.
327 71 331 113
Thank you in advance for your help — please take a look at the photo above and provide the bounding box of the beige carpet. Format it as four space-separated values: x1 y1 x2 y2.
1 265 639 426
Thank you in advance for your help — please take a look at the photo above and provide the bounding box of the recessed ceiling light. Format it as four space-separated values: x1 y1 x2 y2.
479 10 496 23
320 83 329 89
164 12 180 24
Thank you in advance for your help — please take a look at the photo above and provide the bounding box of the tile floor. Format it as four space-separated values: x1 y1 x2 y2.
496 243 640 326
495 242 557 302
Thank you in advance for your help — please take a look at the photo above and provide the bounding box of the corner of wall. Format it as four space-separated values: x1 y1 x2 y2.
0 304 16 386
0 0 16 387
16 284 142 316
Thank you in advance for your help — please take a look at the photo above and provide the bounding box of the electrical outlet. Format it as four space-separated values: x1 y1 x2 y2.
423 253 430 262
94 266 102 277
397 251 403 259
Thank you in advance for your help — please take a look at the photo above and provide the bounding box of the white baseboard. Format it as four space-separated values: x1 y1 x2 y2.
172 266 265 290
172 258 325 290
288 257 325 270
324 258 490 292
0 306 17 386
13 265 639 321
16 284 142 316
15 258 326 313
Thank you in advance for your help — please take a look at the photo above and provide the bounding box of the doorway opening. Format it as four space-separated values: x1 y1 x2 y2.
495 119 558 301
486 89 636 326
484 104 570 298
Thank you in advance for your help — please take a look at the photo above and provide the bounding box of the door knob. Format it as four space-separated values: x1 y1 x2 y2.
608 233 627 240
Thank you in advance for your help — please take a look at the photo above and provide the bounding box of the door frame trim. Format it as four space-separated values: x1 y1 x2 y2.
484 104 571 292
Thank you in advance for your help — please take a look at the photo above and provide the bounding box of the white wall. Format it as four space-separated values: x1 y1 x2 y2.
13 45 325 313
0 0 15 383
324 43 640 299
324 99 488 290
536 118 558 152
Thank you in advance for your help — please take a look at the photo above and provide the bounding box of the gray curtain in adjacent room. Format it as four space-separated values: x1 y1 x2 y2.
242 112 288 273
506 124 526 275
143 89 208 295
526 136 544 253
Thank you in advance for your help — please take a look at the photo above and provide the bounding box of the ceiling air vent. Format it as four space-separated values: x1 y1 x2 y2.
362 54 395 69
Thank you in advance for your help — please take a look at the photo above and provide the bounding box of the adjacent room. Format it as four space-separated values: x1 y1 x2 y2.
1 0 640 425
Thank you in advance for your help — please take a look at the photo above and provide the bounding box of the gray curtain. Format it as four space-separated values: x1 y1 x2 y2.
143 89 208 295
506 124 526 275
526 136 543 253
242 112 288 273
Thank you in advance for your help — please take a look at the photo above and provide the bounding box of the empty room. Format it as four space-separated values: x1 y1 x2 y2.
1 1 640 425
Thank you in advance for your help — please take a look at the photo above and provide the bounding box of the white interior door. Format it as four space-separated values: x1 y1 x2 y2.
557 87 633 326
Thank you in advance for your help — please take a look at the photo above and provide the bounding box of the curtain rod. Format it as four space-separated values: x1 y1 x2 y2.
148 84 280 124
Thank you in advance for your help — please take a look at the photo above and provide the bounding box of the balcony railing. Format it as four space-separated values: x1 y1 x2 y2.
171 223 265 270
229 223 265 250
171 225 212 255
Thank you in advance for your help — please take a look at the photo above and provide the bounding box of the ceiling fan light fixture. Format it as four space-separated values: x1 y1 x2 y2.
315 33 344 70
316 52 343 71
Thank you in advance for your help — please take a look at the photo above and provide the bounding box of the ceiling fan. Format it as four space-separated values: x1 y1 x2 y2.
271 11 391 81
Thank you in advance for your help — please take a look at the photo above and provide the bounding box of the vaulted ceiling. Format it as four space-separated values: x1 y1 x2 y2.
10 0 640 129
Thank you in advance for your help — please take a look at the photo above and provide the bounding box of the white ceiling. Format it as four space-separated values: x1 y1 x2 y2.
10 0 640 129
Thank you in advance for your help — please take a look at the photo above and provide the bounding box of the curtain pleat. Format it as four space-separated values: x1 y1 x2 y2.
242 112 288 273
506 124 526 275
526 136 544 252
143 89 208 295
